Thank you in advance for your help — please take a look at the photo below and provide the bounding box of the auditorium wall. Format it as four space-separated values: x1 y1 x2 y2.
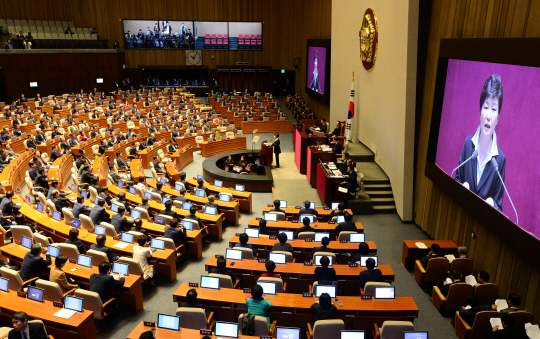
0 0 331 119
415 0 540 319
330 0 419 221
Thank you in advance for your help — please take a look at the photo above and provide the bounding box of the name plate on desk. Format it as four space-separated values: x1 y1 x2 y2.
256 217 262 220
53 301 63 308
304 238 313 242
295 206 301 209
269 236 276 240
304 262 313 266
235 233 241 236
258 259 266 263
215 255 223 258
349 263 358 267
266 204 273 207
69 259 76 264
340 240 348 243
243 289 251 293
17 292 27 298
260 336 272 339
328 221 336 224
324 207 330 210
188 282 199 287
144 321 156 327
292 220 298 223
200 330 212 336
361 295 372 300
303 293 313 297
14 240 21 245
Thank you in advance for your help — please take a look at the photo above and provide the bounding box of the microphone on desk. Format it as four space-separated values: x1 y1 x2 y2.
451 150 478 179
490 158 518 224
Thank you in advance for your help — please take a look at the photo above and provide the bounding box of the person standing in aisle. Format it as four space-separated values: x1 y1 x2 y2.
272 133 281 168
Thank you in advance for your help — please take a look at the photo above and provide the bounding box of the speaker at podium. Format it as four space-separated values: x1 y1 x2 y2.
259 140 273 166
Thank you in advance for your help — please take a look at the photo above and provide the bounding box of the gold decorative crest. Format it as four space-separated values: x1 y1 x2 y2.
359 8 378 71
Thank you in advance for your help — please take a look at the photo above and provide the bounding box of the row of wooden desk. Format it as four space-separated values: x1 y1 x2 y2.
186 178 252 213
246 218 363 236
199 136 246 157
261 205 353 220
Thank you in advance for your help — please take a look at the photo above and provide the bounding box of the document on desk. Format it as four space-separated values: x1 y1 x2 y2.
113 242 129 249
338 187 348 193
415 242 428 249
54 308 77 319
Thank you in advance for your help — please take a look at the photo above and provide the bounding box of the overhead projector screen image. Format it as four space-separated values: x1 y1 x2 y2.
435 59 540 236
307 46 326 95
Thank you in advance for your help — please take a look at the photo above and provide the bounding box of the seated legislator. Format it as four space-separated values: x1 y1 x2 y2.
137 197 155 219
294 217 314 239
50 254 79 293
300 200 319 216
65 228 87 254
455 74 506 211
246 284 272 327
209 256 236 284
115 192 131 213
111 206 135 234
439 270 463 297
310 293 337 323
0 191 21 217
488 313 528 339
195 178 210 196
20 243 51 283
271 232 294 254
235 233 257 257
269 200 283 213
419 243 441 269
184 206 202 228
131 218 148 236
8 312 48 339
160 200 179 219
133 234 154 282
458 295 489 327
261 260 281 278
315 255 337 285
204 195 221 215
178 288 203 309
72 195 91 219
335 214 357 234
90 234 119 262
90 198 108 226
359 257 382 290
310 236 333 259
164 218 187 249
329 202 349 218
90 262 125 313
258 219 272 236
492 293 522 314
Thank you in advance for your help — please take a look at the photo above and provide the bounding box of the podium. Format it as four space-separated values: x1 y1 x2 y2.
259 140 273 166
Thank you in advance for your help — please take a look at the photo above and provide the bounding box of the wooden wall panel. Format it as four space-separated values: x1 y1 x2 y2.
0 0 331 119
415 0 540 321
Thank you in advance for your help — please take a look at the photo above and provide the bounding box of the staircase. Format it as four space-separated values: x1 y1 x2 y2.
363 180 396 214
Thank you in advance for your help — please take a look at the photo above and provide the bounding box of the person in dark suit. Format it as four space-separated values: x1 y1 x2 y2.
488 313 528 339
459 295 490 326
204 195 221 215
258 219 272 236
130 218 148 236
419 243 441 269
64 227 87 254
80 165 97 185
492 293 522 314
329 202 349 219
164 218 187 250
160 200 179 219
315 255 336 285
98 140 109 155
310 236 332 259
331 122 341 136
359 258 382 290
184 206 203 229
335 214 357 234
90 235 118 262
332 136 342 154
178 289 204 309
89 198 108 226
194 178 210 196
344 164 358 199
310 293 337 323
294 217 314 239
111 206 135 234
272 133 281 168
59 137 71 152
300 200 319 216
90 262 125 313
99 187 112 206
455 74 505 211
0 191 21 217
52 190 71 213
209 257 236 284
8 312 48 339
34 167 51 191
439 270 463 297
20 243 51 283
49 145 63 163
72 195 91 219
137 197 155 219
340 153 350 173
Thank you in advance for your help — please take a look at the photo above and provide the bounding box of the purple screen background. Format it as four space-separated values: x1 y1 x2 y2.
307 46 326 95
435 59 540 237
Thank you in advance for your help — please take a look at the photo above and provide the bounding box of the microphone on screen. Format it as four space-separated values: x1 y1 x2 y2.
490 158 518 225
451 150 479 179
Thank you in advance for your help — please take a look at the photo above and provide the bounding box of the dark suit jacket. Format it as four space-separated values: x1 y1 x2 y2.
272 138 281 154
89 273 125 303
488 326 528 339
299 208 319 216
455 134 506 211
20 251 52 281
346 171 358 191
81 172 97 185
310 303 337 322
72 202 91 219
52 197 70 212
419 253 440 269
335 221 357 234
311 245 333 259
164 226 186 247
293 225 314 239
65 237 87 254
160 209 179 219
333 141 342 154
89 244 118 262
111 214 134 234
0 198 20 216
209 267 236 283
89 205 108 225
98 193 112 206
359 269 383 289
458 305 489 326
8 322 48 339
34 174 51 190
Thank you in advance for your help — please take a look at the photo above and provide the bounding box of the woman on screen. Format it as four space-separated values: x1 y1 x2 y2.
310 51 320 92
455 73 506 211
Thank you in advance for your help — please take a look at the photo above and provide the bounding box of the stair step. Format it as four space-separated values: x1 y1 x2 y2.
372 205 397 214
365 190 393 198
370 197 395 205
363 184 392 191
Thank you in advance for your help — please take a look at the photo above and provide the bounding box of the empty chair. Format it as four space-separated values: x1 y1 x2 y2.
373 321 414 339
176 307 215 330
0 267 36 292
238 314 277 337
11 225 34 243
155 237 185 258
297 232 315 240
79 214 95 231
415 257 449 286
208 273 239 289
432 283 473 314
454 311 501 339
87 249 110 264
307 319 345 339
62 208 74 224
362 282 391 296
100 222 118 237
257 277 286 293
56 243 79 260
74 289 118 319
117 257 154 281
33 232 52 248
71 33 79 39
36 279 75 303
337 231 358 241
268 211 285 221
270 251 294 263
